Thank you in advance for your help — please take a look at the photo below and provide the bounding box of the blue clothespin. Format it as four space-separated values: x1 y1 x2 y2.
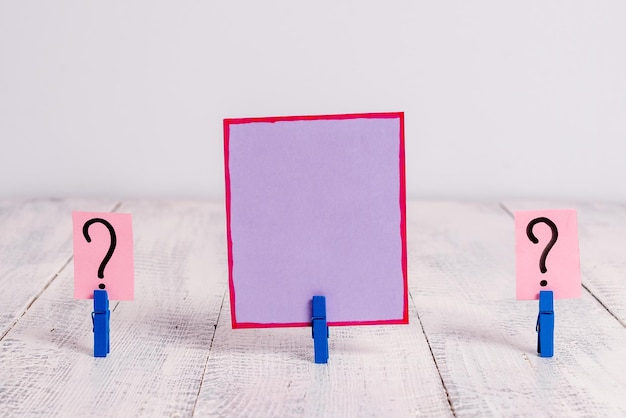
92 289 110 357
536 290 554 357
312 296 329 364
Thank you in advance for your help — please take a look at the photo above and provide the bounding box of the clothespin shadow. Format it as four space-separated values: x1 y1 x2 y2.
536 290 554 357
92 289 110 357
312 296 329 364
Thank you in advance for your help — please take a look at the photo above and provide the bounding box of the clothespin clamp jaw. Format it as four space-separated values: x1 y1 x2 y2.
536 290 554 358
93 289 111 358
312 295 329 364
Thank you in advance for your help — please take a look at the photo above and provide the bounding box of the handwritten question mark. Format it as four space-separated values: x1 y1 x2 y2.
83 218 117 290
526 217 558 287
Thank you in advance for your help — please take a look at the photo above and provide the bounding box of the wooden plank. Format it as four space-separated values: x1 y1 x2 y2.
194 295 452 417
0 198 117 338
0 200 227 417
502 200 626 327
3 199 626 416
408 201 626 416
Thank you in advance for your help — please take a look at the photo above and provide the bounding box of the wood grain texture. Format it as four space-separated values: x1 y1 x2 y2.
0 198 117 338
503 200 626 327
0 200 227 417
1 199 626 417
407 201 626 416
193 295 452 417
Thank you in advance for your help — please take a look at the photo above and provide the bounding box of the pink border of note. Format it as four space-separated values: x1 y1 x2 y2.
224 112 407 328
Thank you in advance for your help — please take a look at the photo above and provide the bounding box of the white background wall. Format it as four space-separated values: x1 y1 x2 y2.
1 1 625 201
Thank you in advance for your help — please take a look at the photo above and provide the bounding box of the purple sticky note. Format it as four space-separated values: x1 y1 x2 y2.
515 209 581 300
73 212 134 300
224 113 408 328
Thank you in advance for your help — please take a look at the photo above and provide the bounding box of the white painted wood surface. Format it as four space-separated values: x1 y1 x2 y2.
0 198 117 339
408 201 626 416
0 199 625 417
503 201 626 326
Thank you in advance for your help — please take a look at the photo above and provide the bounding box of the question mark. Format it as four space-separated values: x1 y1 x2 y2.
526 217 558 287
83 218 117 290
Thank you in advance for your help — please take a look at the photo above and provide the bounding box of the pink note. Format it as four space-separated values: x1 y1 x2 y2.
515 209 581 300
73 212 134 300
